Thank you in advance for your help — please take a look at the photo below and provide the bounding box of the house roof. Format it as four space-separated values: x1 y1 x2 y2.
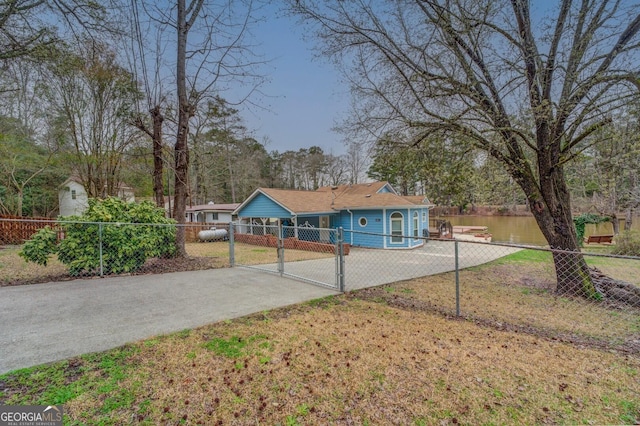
258 188 335 214
187 203 240 212
236 182 432 216
59 176 134 191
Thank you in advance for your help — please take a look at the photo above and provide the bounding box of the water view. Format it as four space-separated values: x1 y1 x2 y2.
438 215 640 246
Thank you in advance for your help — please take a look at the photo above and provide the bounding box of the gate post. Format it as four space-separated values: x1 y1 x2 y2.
229 222 235 267
455 240 460 316
99 222 104 277
337 227 345 292
277 222 284 276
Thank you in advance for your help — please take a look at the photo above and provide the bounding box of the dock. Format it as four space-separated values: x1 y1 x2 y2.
452 225 488 234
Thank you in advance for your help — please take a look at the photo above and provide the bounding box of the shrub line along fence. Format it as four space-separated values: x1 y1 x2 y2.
2 217 640 350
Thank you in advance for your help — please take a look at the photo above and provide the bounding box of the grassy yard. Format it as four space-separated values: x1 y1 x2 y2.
1 258 639 425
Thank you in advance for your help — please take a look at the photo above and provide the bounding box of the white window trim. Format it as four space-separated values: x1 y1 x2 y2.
359 217 367 227
390 211 404 244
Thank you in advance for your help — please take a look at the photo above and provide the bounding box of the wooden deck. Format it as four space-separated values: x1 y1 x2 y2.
452 225 488 234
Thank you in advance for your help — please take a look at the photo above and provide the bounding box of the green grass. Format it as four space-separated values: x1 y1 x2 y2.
203 336 248 358
0 344 140 423
493 249 551 264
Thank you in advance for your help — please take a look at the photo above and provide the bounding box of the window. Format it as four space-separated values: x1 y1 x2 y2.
390 212 404 243
71 189 77 200
359 217 367 227
413 212 419 237
422 211 427 222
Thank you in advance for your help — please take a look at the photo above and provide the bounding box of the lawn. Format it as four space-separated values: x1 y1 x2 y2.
1 259 639 425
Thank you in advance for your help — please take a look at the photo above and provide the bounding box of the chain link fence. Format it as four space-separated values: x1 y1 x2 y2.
341 235 640 351
2 217 639 349
0 218 232 283
229 223 343 289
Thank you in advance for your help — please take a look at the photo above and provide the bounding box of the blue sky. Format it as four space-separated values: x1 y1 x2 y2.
238 5 350 155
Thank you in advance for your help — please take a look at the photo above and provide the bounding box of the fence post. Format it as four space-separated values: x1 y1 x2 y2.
99 222 104 277
229 222 235 267
337 227 345 292
277 222 284 276
455 239 460 316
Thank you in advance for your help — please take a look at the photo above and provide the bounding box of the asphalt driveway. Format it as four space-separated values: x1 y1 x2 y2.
0 269 337 375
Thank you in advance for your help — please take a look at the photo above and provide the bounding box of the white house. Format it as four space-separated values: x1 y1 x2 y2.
58 177 135 217
186 202 240 223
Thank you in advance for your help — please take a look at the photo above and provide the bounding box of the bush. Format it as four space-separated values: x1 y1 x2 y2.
611 231 640 257
573 213 609 246
18 226 58 266
20 198 176 276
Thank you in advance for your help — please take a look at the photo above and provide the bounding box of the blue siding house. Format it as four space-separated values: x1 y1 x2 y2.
234 182 433 249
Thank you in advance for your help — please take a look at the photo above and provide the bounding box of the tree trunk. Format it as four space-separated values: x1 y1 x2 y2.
16 187 23 217
522 167 599 299
173 0 190 257
150 105 165 209
625 207 634 231
611 213 620 235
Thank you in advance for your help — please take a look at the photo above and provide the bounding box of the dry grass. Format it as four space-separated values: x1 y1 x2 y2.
385 259 640 344
187 241 334 265
2 294 638 425
0 246 67 285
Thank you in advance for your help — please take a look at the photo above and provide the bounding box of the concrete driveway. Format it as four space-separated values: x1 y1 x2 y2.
258 240 520 290
0 241 518 375
0 268 337 375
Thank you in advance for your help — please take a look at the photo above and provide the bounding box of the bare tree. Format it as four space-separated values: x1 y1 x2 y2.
0 0 105 61
324 153 348 187
291 0 640 297
46 41 141 198
132 0 265 256
589 110 640 232
345 140 369 185
126 1 173 209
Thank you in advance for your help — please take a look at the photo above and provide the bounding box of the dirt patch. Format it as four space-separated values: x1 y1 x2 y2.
136 256 221 275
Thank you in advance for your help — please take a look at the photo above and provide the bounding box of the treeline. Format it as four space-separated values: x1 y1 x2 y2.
0 2 372 218
367 108 640 228
0 1 638 231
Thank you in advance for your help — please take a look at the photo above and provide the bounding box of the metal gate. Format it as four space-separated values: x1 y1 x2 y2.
229 223 344 290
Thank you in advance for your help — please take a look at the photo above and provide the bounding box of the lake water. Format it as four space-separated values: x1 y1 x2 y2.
440 215 639 246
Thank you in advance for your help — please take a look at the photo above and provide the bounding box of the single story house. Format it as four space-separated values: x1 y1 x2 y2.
233 181 434 249
186 202 240 223
58 177 135 217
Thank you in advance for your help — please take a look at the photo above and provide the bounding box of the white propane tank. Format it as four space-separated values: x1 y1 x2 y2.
198 228 228 241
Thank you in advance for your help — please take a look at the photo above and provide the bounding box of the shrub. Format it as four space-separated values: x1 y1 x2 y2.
573 213 609 246
18 226 58 266
611 231 640 257
20 198 176 276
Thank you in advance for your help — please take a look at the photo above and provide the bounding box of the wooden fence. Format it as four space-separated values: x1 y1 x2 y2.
0 215 58 245
234 233 350 255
